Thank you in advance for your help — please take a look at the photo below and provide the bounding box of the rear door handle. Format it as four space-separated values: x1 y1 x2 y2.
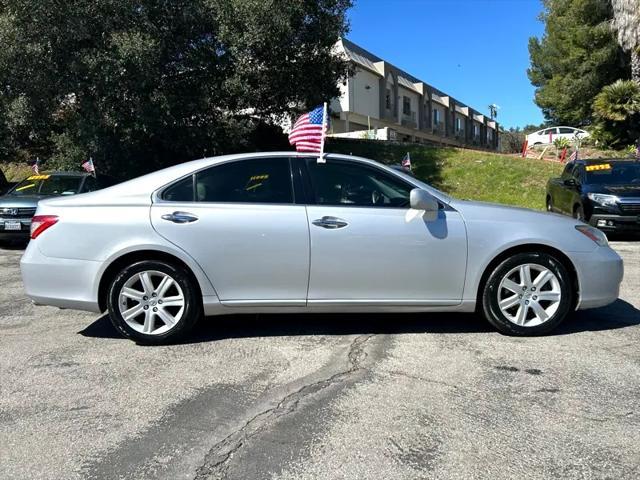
161 211 199 224
312 216 348 229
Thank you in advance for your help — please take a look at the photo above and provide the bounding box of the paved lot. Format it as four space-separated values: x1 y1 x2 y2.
1 242 639 480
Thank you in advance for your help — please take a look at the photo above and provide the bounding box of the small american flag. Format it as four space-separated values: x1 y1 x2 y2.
402 152 412 171
288 105 328 153
568 149 578 162
82 157 95 175
29 158 41 174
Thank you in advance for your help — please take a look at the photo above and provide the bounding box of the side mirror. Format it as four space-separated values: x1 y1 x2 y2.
410 188 439 212
563 178 577 187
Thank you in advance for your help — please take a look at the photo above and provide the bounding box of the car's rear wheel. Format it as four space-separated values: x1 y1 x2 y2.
481 252 573 336
107 260 201 344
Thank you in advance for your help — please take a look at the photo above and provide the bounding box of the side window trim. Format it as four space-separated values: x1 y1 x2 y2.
302 158 415 209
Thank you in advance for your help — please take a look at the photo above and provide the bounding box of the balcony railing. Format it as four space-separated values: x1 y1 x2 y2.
401 111 417 128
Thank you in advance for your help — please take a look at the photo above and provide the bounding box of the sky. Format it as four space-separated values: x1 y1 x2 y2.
346 0 546 129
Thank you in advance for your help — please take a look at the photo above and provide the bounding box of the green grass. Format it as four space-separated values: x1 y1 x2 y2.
328 139 563 210
1 162 32 182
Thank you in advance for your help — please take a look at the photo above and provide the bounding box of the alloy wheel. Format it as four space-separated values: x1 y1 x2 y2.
118 270 185 335
497 263 561 327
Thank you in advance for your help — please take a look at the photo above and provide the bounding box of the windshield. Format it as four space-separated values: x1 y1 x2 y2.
585 163 640 185
9 174 82 196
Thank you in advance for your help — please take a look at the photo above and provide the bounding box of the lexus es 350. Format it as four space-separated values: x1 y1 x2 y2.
21 153 623 344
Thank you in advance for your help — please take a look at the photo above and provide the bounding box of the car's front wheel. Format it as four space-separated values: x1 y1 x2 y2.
481 252 573 335
107 260 201 344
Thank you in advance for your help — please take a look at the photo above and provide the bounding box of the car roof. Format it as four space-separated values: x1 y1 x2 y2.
575 158 639 165
33 171 89 177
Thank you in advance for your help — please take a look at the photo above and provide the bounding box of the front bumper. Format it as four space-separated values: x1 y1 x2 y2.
589 214 640 232
570 246 624 310
0 217 31 240
20 242 103 313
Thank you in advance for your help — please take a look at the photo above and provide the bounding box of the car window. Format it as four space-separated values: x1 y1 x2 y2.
9 175 82 196
82 176 97 192
561 162 575 180
163 176 194 202
195 158 293 204
543 128 557 135
572 165 584 183
306 160 412 208
559 127 575 134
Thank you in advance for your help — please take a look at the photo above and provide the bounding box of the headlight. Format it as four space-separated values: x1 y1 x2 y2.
576 225 608 246
587 193 619 208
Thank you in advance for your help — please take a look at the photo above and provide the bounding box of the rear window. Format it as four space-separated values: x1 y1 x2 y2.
9 175 82 196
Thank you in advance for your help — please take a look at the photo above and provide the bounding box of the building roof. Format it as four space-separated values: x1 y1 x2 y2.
337 38 495 125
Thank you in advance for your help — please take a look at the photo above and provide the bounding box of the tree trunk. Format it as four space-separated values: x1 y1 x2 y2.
632 49 640 85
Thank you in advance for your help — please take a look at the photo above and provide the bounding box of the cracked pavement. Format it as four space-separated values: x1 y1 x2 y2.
1 241 639 479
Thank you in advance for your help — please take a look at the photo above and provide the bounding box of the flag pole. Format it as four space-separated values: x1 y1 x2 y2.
318 102 328 164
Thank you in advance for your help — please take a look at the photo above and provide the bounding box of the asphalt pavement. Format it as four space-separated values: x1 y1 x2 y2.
1 241 639 480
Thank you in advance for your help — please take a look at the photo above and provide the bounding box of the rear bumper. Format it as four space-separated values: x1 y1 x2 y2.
570 246 624 310
20 242 102 313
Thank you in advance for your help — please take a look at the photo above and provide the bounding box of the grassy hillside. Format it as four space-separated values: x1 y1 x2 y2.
328 139 563 210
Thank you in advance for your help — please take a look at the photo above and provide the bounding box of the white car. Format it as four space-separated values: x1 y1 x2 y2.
20 152 623 344
527 126 590 145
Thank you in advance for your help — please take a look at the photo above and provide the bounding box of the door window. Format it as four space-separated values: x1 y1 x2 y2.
559 127 575 134
561 162 575 180
543 128 557 135
195 158 293 204
306 160 412 208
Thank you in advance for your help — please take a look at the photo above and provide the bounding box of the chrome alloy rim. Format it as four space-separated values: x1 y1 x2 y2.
497 263 561 327
118 270 185 335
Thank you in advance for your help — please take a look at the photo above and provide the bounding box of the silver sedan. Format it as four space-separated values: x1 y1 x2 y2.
21 153 623 344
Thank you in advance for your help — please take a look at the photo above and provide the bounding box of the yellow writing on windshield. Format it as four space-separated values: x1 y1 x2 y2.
27 174 51 180
585 164 611 172
15 183 36 192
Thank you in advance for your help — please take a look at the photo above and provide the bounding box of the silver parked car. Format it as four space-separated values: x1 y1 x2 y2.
21 153 623 344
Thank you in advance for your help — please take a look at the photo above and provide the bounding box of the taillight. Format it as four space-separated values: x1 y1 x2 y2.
30 215 59 239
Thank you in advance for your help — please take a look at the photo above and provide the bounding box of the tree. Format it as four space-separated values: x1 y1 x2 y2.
592 79 640 146
0 0 352 175
528 0 629 126
611 0 640 84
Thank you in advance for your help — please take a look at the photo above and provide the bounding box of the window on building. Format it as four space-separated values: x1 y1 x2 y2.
385 89 392 110
473 124 480 137
433 109 440 126
402 96 411 115
455 118 462 132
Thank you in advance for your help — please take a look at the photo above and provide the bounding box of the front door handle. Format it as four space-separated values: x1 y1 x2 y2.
161 211 199 224
312 216 348 229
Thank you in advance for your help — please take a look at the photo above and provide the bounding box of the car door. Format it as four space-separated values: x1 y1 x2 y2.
543 127 558 144
151 157 310 305
302 158 467 304
557 162 576 214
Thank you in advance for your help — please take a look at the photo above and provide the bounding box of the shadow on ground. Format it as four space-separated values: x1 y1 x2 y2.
79 299 640 344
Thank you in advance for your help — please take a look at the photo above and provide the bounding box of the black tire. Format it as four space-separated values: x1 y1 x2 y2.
573 205 585 221
546 196 553 212
107 260 201 345
481 252 573 336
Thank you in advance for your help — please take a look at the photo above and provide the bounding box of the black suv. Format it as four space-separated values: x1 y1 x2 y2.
546 159 640 233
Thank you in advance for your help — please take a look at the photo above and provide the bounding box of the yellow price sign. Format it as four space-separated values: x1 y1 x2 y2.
585 164 611 172
27 174 51 180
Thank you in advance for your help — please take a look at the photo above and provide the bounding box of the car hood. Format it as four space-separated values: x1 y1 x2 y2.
450 198 576 225
0 195 47 207
586 184 640 197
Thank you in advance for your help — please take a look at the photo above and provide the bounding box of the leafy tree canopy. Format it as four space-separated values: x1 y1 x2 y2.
528 0 629 126
0 0 352 175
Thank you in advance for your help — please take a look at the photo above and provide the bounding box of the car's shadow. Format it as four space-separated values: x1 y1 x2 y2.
79 299 640 344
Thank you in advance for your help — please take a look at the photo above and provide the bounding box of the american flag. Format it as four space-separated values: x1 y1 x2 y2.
568 149 578 162
402 152 412 171
288 105 328 153
29 158 41 174
82 157 95 175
